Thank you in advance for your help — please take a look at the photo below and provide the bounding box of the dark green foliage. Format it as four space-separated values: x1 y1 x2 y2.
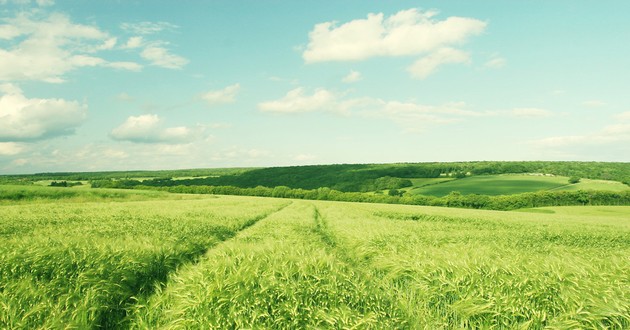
142 184 630 211
568 176 581 184
49 181 82 187
85 161 629 193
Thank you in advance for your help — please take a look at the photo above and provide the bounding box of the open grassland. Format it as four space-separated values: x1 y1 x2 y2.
411 174 629 196
1 193 629 329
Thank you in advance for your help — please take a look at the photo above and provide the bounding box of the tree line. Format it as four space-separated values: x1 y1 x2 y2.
105 184 630 211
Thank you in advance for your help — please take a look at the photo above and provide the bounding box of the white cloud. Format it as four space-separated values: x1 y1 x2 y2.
258 86 490 132
0 84 87 141
202 84 240 105
303 8 485 63
342 70 362 83
0 142 24 156
107 61 142 71
258 88 338 113
120 22 178 35
141 44 188 69
110 114 199 144
484 55 506 69
511 108 552 118
123 36 144 49
0 12 141 82
407 47 470 79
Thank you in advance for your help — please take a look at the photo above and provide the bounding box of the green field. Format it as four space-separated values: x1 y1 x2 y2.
411 174 630 196
1 187 628 329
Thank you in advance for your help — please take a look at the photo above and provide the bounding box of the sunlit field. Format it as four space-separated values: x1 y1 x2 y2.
1 189 628 329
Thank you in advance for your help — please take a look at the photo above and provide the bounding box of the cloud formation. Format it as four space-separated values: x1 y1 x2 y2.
303 8 485 78
0 12 143 83
258 88 338 113
140 43 188 69
407 47 469 79
202 84 240 105
342 70 362 83
110 114 199 144
0 84 87 141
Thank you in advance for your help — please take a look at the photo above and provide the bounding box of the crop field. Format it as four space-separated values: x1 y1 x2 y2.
1 190 629 329
409 174 630 196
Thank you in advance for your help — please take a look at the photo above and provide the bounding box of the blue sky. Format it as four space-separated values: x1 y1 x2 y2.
1 1 629 174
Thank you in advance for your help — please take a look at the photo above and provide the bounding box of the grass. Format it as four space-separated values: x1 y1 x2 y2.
0 184 185 204
411 174 629 197
0 196 289 328
412 174 573 196
1 193 628 329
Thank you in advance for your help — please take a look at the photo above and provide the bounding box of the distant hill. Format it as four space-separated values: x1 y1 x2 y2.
80 161 630 193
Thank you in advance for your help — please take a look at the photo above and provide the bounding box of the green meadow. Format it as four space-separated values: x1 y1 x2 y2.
410 174 630 196
1 186 628 329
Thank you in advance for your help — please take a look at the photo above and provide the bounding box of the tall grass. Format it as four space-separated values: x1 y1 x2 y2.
0 184 178 204
315 201 630 329
130 202 408 329
1 194 628 328
0 197 288 329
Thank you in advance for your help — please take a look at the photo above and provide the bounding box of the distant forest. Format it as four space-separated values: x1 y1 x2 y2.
86 161 630 192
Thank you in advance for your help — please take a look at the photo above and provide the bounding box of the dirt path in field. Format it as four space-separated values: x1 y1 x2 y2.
108 202 293 329
310 203 413 325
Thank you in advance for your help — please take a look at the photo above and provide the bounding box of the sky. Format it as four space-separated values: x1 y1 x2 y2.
1 1 629 174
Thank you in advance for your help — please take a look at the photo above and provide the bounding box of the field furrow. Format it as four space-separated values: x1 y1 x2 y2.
129 201 409 329
0 196 289 329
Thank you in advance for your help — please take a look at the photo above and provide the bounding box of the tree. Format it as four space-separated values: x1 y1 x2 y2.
388 189 403 197
568 176 581 184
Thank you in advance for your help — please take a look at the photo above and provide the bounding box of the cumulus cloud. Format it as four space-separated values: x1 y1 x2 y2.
110 114 199 144
258 88 338 113
0 12 144 83
304 9 485 62
407 47 470 79
202 84 240 105
141 43 188 69
0 84 87 141
257 87 369 115
342 70 362 83
123 36 144 49
303 8 485 78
